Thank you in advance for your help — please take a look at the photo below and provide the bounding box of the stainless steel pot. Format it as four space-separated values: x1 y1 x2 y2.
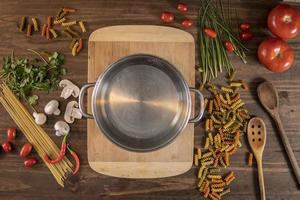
79 54 205 152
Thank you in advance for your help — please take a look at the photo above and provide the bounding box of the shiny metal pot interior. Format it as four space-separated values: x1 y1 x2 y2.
79 54 204 152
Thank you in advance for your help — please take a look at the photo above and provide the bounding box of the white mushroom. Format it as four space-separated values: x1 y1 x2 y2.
64 101 82 124
54 121 70 137
59 79 80 99
33 112 47 125
44 100 61 115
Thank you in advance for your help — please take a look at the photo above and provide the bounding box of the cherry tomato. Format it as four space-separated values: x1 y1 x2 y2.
181 19 193 28
177 3 188 12
160 11 174 23
224 41 235 53
204 28 217 38
20 143 33 157
24 158 37 168
239 30 254 41
7 128 16 141
2 141 12 153
257 37 294 73
240 22 251 31
268 4 300 39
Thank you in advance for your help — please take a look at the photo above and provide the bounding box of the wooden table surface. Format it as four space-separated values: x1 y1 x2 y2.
0 0 300 199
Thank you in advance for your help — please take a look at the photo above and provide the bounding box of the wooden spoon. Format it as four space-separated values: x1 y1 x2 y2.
248 117 267 200
257 81 300 186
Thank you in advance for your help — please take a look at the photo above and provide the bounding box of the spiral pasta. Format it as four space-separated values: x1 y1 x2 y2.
195 77 250 199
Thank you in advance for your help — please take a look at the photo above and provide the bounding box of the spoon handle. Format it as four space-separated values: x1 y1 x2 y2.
274 114 300 186
257 158 266 200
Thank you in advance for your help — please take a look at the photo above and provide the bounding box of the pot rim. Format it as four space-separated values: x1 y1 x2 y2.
91 54 192 152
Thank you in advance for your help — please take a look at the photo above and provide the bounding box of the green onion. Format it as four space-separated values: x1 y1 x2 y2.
198 0 248 87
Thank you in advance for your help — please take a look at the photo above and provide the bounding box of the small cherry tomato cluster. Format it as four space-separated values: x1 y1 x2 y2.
1 128 37 168
239 22 254 41
160 2 193 28
1 128 16 153
203 27 236 53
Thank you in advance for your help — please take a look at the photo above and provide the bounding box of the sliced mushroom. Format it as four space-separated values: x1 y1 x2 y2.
64 101 82 124
59 79 80 99
44 100 61 115
33 112 47 125
54 121 70 137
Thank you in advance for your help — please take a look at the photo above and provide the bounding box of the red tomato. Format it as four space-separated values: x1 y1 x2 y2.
24 158 37 168
160 11 174 23
177 3 188 12
181 19 193 28
2 141 12 153
239 31 254 41
7 128 16 141
240 22 251 31
224 41 235 53
257 37 294 73
267 4 300 39
20 143 33 157
204 28 217 38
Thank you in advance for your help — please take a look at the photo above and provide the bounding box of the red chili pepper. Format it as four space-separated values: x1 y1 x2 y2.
67 144 80 175
160 11 174 23
181 19 193 28
224 41 235 53
24 158 37 168
177 3 188 12
2 141 12 153
203 27 217 38
239 30 254 41
240 22 251 31
7 128 16 141
44 135 67 164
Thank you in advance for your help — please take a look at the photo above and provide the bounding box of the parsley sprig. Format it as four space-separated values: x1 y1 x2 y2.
0 50 66 105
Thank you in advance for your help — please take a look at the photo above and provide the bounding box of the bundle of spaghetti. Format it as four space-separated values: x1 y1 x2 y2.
0 84 73 187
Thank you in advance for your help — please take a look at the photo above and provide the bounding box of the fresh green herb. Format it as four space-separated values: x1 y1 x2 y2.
27 95 39 106
198 0 248 88
0 50 66 105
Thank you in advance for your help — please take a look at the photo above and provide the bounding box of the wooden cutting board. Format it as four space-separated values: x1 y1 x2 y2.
87 25 195 178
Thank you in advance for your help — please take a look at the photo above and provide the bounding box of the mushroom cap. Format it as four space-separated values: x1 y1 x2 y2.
59 79 73 87
44 100 60 115
59 79 80 98
64 101 80 123
54 121 70 135
33 112 47 125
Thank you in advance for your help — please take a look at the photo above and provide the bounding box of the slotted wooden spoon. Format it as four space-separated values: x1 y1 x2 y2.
247 117 267 200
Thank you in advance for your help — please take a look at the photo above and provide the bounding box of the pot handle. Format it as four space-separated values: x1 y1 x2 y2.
189 88 205 123
79 83 95 119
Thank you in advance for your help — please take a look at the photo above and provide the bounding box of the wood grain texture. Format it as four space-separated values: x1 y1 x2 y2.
0 0 299 199
87 25 195 178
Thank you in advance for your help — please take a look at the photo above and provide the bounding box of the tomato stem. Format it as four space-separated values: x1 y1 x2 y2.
283 15 292 23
